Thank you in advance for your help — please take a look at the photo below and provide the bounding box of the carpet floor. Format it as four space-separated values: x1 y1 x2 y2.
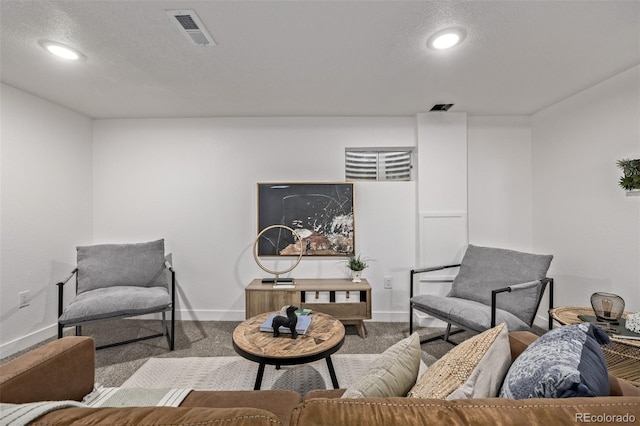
4 319 483 387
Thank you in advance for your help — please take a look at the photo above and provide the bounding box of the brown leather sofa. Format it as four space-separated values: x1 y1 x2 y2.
1 332 638 425
294 332 640 425
0 336 300 425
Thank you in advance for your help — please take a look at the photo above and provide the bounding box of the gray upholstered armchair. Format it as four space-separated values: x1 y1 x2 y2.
57 239 175 350
410 244 553 344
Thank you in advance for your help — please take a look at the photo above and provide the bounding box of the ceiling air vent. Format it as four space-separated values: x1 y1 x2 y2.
166 9 216 46
430 104 454 111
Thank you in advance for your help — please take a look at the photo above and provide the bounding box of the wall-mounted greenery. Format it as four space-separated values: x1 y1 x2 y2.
617 158 640 191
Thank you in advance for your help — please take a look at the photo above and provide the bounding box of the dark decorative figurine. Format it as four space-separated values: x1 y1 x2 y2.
272 305 299 339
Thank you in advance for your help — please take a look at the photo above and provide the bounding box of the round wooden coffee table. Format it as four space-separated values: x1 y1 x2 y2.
232 311 345 390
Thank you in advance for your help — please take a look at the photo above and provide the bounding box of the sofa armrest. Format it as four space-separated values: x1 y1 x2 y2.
0 336 95 403
609 375 640 397
507 331 539 361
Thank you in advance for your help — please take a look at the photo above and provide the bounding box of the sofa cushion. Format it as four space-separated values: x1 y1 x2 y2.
448 245 552 325
500 323 610 399
341 333 421 398
58 286 172 325
77 239 167 294
408 323 511 400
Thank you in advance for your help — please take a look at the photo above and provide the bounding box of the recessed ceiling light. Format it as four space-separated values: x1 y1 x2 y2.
39 40 85 61
427 27 466 50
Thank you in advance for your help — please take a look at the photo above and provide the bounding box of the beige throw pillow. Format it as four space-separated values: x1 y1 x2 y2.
341 332 422 398
407 323 511 400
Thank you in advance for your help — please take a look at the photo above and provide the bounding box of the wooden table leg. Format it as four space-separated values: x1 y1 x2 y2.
342 320 367 338
254 363 265 390
356 320 367 338
326 356 339 389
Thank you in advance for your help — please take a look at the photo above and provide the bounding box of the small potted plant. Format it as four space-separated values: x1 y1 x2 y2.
616 158 640 192
346 254 369 283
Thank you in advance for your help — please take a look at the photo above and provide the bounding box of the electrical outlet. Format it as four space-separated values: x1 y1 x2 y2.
384 276 393 289
19 290 31 308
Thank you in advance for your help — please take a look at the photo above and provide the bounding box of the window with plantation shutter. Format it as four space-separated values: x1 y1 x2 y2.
345 149 413 181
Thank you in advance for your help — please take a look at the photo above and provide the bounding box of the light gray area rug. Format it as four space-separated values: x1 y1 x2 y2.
87 320 448 387
4 320 464 387
121 354 427 395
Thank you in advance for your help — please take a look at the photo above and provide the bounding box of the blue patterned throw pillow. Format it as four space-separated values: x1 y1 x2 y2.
500 323 610 399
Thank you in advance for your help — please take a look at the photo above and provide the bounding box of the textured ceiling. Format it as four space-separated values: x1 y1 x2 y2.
1 1 639 119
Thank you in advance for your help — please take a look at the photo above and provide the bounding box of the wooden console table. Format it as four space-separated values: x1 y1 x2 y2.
245 278 371 338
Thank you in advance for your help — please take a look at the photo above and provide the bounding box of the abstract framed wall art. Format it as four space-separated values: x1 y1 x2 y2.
257 182 355 256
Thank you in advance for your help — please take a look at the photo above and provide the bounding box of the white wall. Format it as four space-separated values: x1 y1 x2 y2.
0 84 93 357
416 112 468 266
532 65 640 313
468 116 533 251
92 117 417 322
4 66 637 357
467 116 557 327
412 112 468 327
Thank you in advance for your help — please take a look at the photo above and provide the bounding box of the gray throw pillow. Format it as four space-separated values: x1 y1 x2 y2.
76 239 166 294
341 333 422 398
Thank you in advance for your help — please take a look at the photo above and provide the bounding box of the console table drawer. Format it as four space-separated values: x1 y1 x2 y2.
245 290 302 317
300 302 368 320
245 278 372 338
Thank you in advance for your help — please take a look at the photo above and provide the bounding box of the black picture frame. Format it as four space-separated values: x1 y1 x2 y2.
257 182 355 256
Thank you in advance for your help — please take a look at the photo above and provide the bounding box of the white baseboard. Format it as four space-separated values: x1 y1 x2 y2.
0 324 58 360
411 311 448 328
533 313 551 330
369 311 410 322
179 310 416 322
180 310 416 323
175 309 246 321
412 311 552 332
117 309 246 322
